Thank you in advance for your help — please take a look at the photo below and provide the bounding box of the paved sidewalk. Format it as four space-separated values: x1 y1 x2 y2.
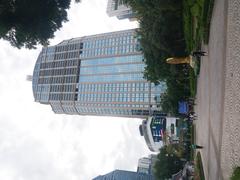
195 0 240 179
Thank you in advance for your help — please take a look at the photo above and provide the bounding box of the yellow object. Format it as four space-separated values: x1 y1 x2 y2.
166 56 194 68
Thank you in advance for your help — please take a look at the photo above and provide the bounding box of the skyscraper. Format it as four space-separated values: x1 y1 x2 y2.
32 29 166 118
92 170 154 180
106 0 135 20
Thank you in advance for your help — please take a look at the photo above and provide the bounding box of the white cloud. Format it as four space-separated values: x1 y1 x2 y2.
0 0 150 180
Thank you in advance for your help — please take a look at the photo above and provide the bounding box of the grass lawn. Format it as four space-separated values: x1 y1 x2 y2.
183 0 212 98
190 124 195 160
183 0 215 52
189 67 197 98
231 167 240 180
189 56 201 98
195 152 205 180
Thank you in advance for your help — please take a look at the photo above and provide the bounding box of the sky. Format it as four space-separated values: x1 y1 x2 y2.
0 0 152 179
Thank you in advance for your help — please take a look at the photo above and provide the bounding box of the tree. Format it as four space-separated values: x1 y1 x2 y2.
123 0 188 81
123 0 193 115
154 146 184 179
0 0 80 49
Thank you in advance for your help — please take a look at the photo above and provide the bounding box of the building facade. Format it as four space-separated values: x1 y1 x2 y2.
139 116 166 151
32 29 166 118
92 170 154 180
137 157 152 174
106 0 135 20
139 116 179 151
137 154 158 175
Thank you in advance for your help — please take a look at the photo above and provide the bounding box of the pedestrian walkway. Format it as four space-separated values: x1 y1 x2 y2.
195 0 240 179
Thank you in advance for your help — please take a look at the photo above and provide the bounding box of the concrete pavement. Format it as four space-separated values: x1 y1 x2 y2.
195 0 240 179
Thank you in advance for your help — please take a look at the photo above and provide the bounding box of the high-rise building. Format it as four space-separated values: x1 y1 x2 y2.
137 154 158 175
92 170 154 180
106 0 135 20
32 29 166 118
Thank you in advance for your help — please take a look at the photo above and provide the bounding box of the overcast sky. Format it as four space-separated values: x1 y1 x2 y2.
0 0 152 179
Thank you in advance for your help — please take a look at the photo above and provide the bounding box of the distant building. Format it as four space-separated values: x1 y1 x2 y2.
106 0 136 20
137 156 152 174
26 75 33 81
32 29 166 118
139 116 166 152
140 117 179 151
137 154 158 175
93 169 154 180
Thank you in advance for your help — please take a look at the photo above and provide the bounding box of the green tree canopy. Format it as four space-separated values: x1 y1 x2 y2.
0 0 80 49
123 0 192 115
123 0 188 83
154 146 184 179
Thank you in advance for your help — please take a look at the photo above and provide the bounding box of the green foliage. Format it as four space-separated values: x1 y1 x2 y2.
183 0 200 52
166 143 185 158
124 0 188 83
202 0 215 43
196 152 205 180
183 0 214 51
191 4 200 17
138 2 187 57
154 146 184 179
160 65 191 115
231 167 240 180
189 124 195 160
0 0 80 49
189 68 197 97
123 0 203 114
183 4 193 53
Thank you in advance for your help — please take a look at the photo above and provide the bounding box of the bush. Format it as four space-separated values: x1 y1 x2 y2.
154 146 184 179
231 167 240 180
196 152 205 180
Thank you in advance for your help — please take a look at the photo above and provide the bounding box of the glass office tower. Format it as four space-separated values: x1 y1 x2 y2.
32 29 166 118
92 170 154 180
